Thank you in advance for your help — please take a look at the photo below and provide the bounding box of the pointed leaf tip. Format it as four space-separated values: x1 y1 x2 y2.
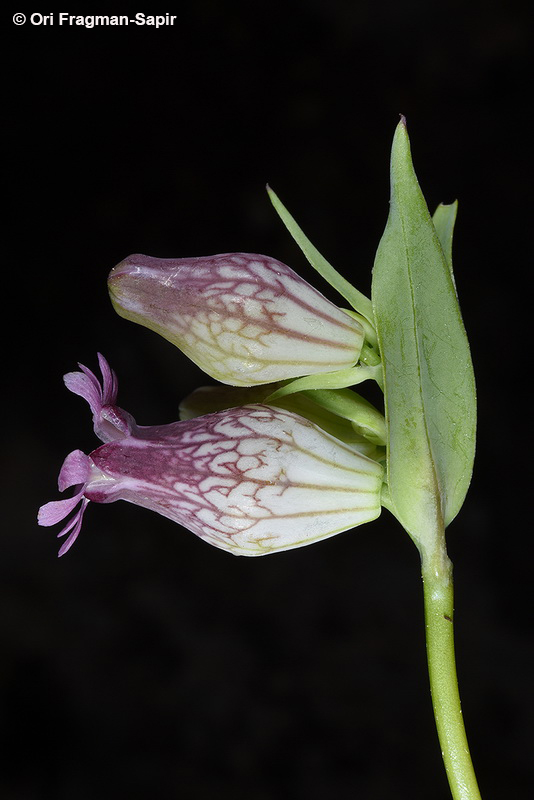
372 122 476 551
267 187 375 323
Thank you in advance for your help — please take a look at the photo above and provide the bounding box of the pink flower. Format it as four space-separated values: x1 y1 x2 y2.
38 356 383 557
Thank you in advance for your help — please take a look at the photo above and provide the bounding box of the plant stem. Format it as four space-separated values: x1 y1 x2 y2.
422 552 482 800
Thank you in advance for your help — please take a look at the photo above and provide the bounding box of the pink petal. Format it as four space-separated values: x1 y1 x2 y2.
57 499 89 557
37 490 84 527
97 353 118 405
58 449 90 491
64 368 102 417
63 355 131 443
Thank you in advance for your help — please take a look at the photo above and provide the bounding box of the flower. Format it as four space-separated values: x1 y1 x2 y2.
178 383 385 461
108 253 364 386
38 356 383 557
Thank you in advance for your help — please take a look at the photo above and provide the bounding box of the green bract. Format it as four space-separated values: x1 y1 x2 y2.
371 118 476 556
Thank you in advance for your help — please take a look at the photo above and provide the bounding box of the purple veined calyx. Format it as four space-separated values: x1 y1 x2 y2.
38 355 384 557
107 253 365 386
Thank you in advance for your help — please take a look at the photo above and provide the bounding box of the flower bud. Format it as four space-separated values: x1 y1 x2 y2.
38 356 382 556
108 253 364 386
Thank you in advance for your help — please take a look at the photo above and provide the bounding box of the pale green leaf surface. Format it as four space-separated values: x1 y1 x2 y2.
432 201 458 290
371 120 476 550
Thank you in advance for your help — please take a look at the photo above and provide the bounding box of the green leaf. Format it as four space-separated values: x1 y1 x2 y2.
432 201 458 291
267 186 375 324
371 119 476 553
299 388 387 445
264 365 382 402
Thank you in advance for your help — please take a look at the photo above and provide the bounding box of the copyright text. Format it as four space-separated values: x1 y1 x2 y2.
14 13 178 28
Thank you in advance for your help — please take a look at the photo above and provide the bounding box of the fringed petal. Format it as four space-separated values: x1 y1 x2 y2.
64 366 103 418
63 354 133 442
38 489 85 527
57 498 89 557
97 352 118 405
58 449 91 491
38 450 91 556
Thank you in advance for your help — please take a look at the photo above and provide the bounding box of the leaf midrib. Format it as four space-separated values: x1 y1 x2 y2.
397 206 444 531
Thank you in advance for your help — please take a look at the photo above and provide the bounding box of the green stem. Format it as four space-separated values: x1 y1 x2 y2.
422 552 482 800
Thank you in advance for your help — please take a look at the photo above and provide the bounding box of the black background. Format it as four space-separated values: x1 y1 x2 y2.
4 2 532 798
